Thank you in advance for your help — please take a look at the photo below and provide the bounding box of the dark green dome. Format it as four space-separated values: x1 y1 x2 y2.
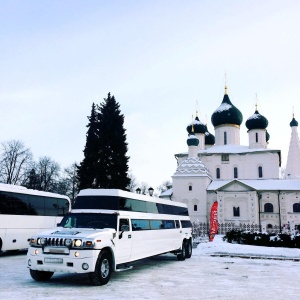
266 130 270 142
246 110 268 130
211 93 243 127
187 133 199 146
187 116 206 134
204 125 215 145
290 117 298 127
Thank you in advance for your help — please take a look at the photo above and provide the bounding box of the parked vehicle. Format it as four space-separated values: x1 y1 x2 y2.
27 189 193 285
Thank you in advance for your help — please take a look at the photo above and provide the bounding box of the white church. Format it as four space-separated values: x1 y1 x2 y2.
160 86 300 234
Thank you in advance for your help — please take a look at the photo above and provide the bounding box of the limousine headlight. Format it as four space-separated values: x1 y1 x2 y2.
74 239 82 247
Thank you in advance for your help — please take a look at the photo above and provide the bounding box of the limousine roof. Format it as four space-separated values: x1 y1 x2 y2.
78 188 187 207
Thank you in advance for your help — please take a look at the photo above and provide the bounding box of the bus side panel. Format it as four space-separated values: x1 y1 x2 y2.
0 215 63 251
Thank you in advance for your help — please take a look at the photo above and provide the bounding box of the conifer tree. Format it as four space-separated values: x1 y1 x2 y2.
96 93 130 189
77 95 130 190
77 103 99 189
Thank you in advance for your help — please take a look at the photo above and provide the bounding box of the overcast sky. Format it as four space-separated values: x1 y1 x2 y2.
1 0 300 191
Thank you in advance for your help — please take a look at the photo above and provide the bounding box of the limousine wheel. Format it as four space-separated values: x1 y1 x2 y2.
185 239 192 259
89 251 112 285
30 269 54 281
177 241 186 261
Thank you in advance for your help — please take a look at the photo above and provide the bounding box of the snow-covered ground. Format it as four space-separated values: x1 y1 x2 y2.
0 235 299 300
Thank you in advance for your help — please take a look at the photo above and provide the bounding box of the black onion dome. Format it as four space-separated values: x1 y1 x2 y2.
266 130 270 142
204 125 215 145
211 93 243 127
245 110 268 130
290 117 298 127
187 133 199 146
187 116 206 134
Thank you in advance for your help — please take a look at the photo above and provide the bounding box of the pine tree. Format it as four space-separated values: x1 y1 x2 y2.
96 93 130 189
77 103 99 189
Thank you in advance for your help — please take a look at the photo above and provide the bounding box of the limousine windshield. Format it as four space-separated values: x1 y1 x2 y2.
59 213 118 230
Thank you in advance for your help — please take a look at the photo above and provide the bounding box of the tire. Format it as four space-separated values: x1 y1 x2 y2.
30 269 54 281
185 239 192 259
177 240 186 261
89 251 112 286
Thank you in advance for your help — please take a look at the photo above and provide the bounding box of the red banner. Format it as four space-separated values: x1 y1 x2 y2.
209 201 218 242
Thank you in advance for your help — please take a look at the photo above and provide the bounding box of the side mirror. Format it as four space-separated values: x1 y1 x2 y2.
119 224 129 239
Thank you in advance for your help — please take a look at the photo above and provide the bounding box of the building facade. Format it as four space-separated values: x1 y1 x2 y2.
161 86 300 234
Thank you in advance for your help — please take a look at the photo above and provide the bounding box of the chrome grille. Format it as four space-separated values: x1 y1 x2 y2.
46 237 66 247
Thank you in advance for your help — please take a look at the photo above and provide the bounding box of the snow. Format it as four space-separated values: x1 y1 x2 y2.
207 179 300 191
0 235 299 299
213 103 232 113
247 112 261 120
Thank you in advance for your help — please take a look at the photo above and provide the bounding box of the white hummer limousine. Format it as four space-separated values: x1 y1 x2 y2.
27 189 193 285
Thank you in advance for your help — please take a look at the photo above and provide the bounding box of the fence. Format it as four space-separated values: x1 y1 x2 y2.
192 221 281 237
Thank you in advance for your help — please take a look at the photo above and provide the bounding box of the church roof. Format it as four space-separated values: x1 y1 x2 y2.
204 125 215 145
207 179 300 191
173 157 212 178
290 117 298 127
211 88 243 127
186 116 206 134
187 133 199 146
246 109 268 130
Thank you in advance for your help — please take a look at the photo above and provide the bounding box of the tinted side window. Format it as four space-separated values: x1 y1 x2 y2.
181 220 192 228
131 219 150 231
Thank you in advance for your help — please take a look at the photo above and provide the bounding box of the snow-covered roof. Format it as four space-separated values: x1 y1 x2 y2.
176 144 281 156
207 179 300 191
159 188 173 198
172 157 212 178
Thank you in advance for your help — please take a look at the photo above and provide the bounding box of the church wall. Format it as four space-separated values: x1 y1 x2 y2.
214 125 240 146
172 175 211 223
248 129 267 148
201 152 279 180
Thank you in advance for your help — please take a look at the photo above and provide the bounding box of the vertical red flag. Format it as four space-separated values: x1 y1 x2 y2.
209 201 218 242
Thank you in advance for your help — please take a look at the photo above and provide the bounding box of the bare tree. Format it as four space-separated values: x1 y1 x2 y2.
126 172 138 192
157 180 172 193
36 156 61 191
63 162 79 203
0 140 32 185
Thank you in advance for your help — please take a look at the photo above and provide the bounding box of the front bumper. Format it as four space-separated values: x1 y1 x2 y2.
27 247 101 273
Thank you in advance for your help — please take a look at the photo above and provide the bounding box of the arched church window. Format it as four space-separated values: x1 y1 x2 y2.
189 185 192 191
216 168 220 179
233 206 240 217
234 167 238 179
264 203 274 212
194 204 197 211
256 132 258 143
224 132 227 145
258 166 263 178
293 203 300 212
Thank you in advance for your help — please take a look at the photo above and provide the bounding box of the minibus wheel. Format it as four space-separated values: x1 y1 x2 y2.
89 250 112 285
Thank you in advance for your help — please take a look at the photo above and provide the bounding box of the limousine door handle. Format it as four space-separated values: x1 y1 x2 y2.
180 230 182 233
128 235 132 238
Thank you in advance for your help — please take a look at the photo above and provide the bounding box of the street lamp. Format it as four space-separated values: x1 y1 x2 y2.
136 188 141 194
148 187 154 197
